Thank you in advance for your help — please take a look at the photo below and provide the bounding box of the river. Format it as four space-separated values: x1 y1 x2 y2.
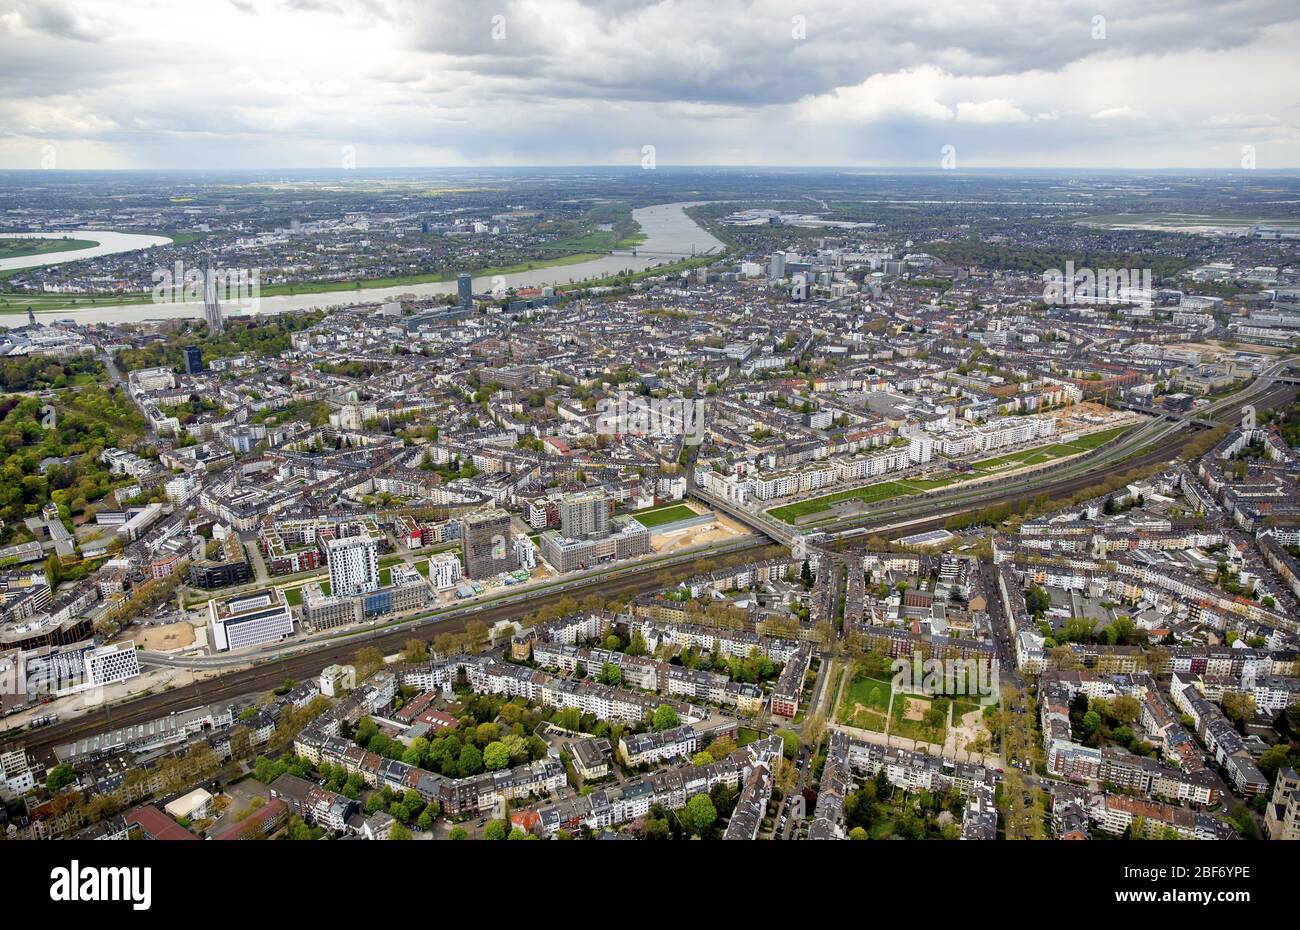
3 202 723 329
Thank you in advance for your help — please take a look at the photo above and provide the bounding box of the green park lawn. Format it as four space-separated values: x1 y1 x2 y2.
836 673 895 731
971 425 1131 475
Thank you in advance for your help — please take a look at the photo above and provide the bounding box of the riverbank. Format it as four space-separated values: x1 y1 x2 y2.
0 202 725 326
0 229 173 273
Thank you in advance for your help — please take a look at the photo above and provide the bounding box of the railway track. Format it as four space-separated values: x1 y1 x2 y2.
827 382 1296 540
10 379 1295 762
8 541 780 761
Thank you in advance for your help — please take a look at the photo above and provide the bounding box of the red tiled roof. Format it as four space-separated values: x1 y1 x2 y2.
214 799 288 840
125 804 197 841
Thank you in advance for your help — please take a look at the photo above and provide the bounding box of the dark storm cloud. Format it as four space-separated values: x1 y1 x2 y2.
395 0 1300 106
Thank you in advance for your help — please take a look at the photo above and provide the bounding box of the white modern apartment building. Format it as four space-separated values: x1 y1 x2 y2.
933 415 1056 458
971 415 1056 453
750 463 838 501
514 535 537 570
164 472 200 504
327 534 379 597
834 448 910 482
697 469 752 505
428 551 463 590
0 751 36 797
127 366 175 393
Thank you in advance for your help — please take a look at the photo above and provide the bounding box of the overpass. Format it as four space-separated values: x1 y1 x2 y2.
1115 401 1227 430
1116 400 1176 421
690 486 798 546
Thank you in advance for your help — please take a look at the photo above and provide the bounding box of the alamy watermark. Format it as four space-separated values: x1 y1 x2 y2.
596 396 706 445
891 652 999 705
1042 260 1152 306
0 654 107 710
151 261 261 314
50 861 151 911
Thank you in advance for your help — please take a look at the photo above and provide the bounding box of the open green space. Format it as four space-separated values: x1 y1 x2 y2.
0 290 174 314
1065 425 1132 450
836 673 894 731
767 481 912 524
253 251 608 298
1 248 616 313
1078 212 1297 229
629 503 697 528
895 475 962 492
0 237 98 260
548 203 646 253
890 693 948 744
970 425 1131 475
549 227 646 252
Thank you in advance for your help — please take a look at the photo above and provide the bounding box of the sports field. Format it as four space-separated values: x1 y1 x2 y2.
630 503 698 528
767 481 913 524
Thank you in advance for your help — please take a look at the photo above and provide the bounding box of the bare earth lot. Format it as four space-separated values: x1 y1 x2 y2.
131 620 198 651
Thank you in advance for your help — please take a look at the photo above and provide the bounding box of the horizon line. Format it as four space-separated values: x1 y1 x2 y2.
1 165 1299 174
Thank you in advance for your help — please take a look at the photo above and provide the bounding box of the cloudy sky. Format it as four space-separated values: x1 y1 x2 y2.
1 0 1298 170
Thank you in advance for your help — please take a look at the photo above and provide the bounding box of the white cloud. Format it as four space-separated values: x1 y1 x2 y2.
1090 106 1143 121
955 99 1030 123
800 67 956 123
